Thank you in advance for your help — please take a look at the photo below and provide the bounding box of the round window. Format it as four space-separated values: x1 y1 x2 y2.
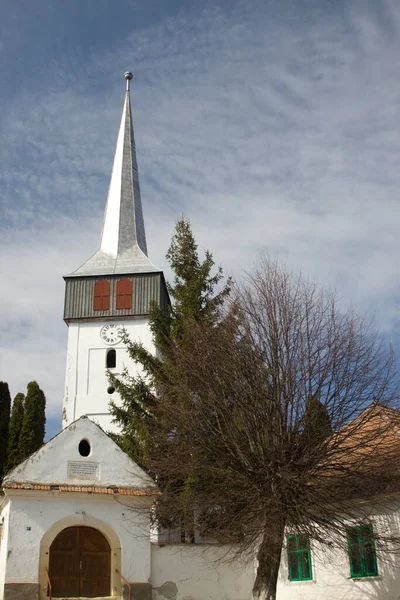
78 439 91 457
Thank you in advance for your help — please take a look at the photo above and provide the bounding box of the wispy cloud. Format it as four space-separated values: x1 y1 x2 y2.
1 0 400 435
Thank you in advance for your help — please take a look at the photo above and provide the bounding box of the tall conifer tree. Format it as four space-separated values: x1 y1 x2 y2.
5 393 25 473
109 217 231 540
109 216 231 466
19 381 46 459
0 382 11 478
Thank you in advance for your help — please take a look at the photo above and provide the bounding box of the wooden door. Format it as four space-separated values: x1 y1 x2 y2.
49 526 111 597
79 528 111 597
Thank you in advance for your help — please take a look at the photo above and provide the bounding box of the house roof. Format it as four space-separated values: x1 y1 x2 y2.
318 402 400 482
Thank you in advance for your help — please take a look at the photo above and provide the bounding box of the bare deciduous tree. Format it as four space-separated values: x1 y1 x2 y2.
147 257 400 600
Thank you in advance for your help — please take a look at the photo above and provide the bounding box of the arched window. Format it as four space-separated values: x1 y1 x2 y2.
106 349 116 369
93 280 110 311
116 278 133 310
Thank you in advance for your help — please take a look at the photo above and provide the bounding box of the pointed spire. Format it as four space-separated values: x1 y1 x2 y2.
70 72 158 276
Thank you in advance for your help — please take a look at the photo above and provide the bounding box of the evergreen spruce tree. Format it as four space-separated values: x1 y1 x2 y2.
109 216 231 467
109 217 231 539
5 393 25 473
0 382 11 478
19 381 46 459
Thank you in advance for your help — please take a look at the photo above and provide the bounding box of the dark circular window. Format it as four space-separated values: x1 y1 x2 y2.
78 439 91 457
107 386 115 395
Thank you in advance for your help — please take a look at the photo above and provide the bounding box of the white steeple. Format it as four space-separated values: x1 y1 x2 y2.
63 72 168 433
70 72 158 276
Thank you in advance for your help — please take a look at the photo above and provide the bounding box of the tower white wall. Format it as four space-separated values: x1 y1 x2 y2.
63 317 154 432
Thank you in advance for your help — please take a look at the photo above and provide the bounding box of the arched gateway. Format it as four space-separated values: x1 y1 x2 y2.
49 526 111 598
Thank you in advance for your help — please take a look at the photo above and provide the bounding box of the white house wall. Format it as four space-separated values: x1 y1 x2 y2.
277 503 400 600
63 318 154 432
277 539 400 600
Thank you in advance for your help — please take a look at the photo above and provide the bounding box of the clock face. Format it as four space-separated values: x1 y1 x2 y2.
100 323 123 345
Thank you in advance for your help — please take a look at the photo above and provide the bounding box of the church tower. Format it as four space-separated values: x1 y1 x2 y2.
62 72 168 432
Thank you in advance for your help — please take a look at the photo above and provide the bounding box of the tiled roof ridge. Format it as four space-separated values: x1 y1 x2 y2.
3 482 160 496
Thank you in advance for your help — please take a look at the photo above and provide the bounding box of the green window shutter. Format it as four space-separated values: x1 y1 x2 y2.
347 524 378 578
287 535 313 581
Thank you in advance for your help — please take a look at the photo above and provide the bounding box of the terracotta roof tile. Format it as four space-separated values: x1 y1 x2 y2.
2 483 159 496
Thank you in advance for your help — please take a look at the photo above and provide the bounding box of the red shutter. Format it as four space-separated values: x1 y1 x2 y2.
94 280 110 311
116 278 132 310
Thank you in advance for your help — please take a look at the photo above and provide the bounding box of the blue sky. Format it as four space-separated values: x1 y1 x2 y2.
1 0 400 439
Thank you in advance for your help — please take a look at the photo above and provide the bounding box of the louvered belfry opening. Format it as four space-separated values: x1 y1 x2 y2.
93 280 110 311
49 526 111 598
116 278 133 309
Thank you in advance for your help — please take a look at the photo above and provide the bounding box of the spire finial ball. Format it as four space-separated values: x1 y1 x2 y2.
124 72 133 81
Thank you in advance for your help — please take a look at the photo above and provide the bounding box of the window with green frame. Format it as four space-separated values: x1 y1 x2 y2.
347 524 378 578
287 534 313 581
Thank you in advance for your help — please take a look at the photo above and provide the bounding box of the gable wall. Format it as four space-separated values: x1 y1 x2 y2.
7 415 156 491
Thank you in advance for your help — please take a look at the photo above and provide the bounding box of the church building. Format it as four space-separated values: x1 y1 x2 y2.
0 71 253 600
0 71 168 600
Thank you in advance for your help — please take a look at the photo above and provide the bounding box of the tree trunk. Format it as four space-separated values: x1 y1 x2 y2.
252 517 285 600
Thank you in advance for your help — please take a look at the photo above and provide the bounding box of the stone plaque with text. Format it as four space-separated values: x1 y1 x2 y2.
68 461 100 481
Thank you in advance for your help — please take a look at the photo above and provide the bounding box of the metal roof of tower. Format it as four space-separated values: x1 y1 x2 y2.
68 72 159 277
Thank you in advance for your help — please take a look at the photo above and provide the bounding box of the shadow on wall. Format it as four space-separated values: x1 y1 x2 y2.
322 560 400 600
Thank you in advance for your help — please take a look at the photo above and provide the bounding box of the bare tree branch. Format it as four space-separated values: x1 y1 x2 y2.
145 256 400 599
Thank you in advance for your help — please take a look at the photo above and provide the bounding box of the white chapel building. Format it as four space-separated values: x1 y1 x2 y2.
1 72 400 600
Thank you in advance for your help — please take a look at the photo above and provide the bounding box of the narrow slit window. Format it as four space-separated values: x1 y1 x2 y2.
106 349 116 369
116 278 133 310
287 535 312 581
347 524 378 578
93 280 110 311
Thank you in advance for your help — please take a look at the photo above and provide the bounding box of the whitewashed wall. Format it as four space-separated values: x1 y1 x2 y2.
151 544 254 600
2 497 400 600
2 491 151 599
0 503 10 600
64 317 154 432
152 504 400 600
277 505 400 600
277 539 400 600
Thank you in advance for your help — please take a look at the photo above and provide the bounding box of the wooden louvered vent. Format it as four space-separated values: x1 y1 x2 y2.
93 280 110 311
116 278 133 309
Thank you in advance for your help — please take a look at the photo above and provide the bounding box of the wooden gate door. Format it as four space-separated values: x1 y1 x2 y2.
49 526 111 597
